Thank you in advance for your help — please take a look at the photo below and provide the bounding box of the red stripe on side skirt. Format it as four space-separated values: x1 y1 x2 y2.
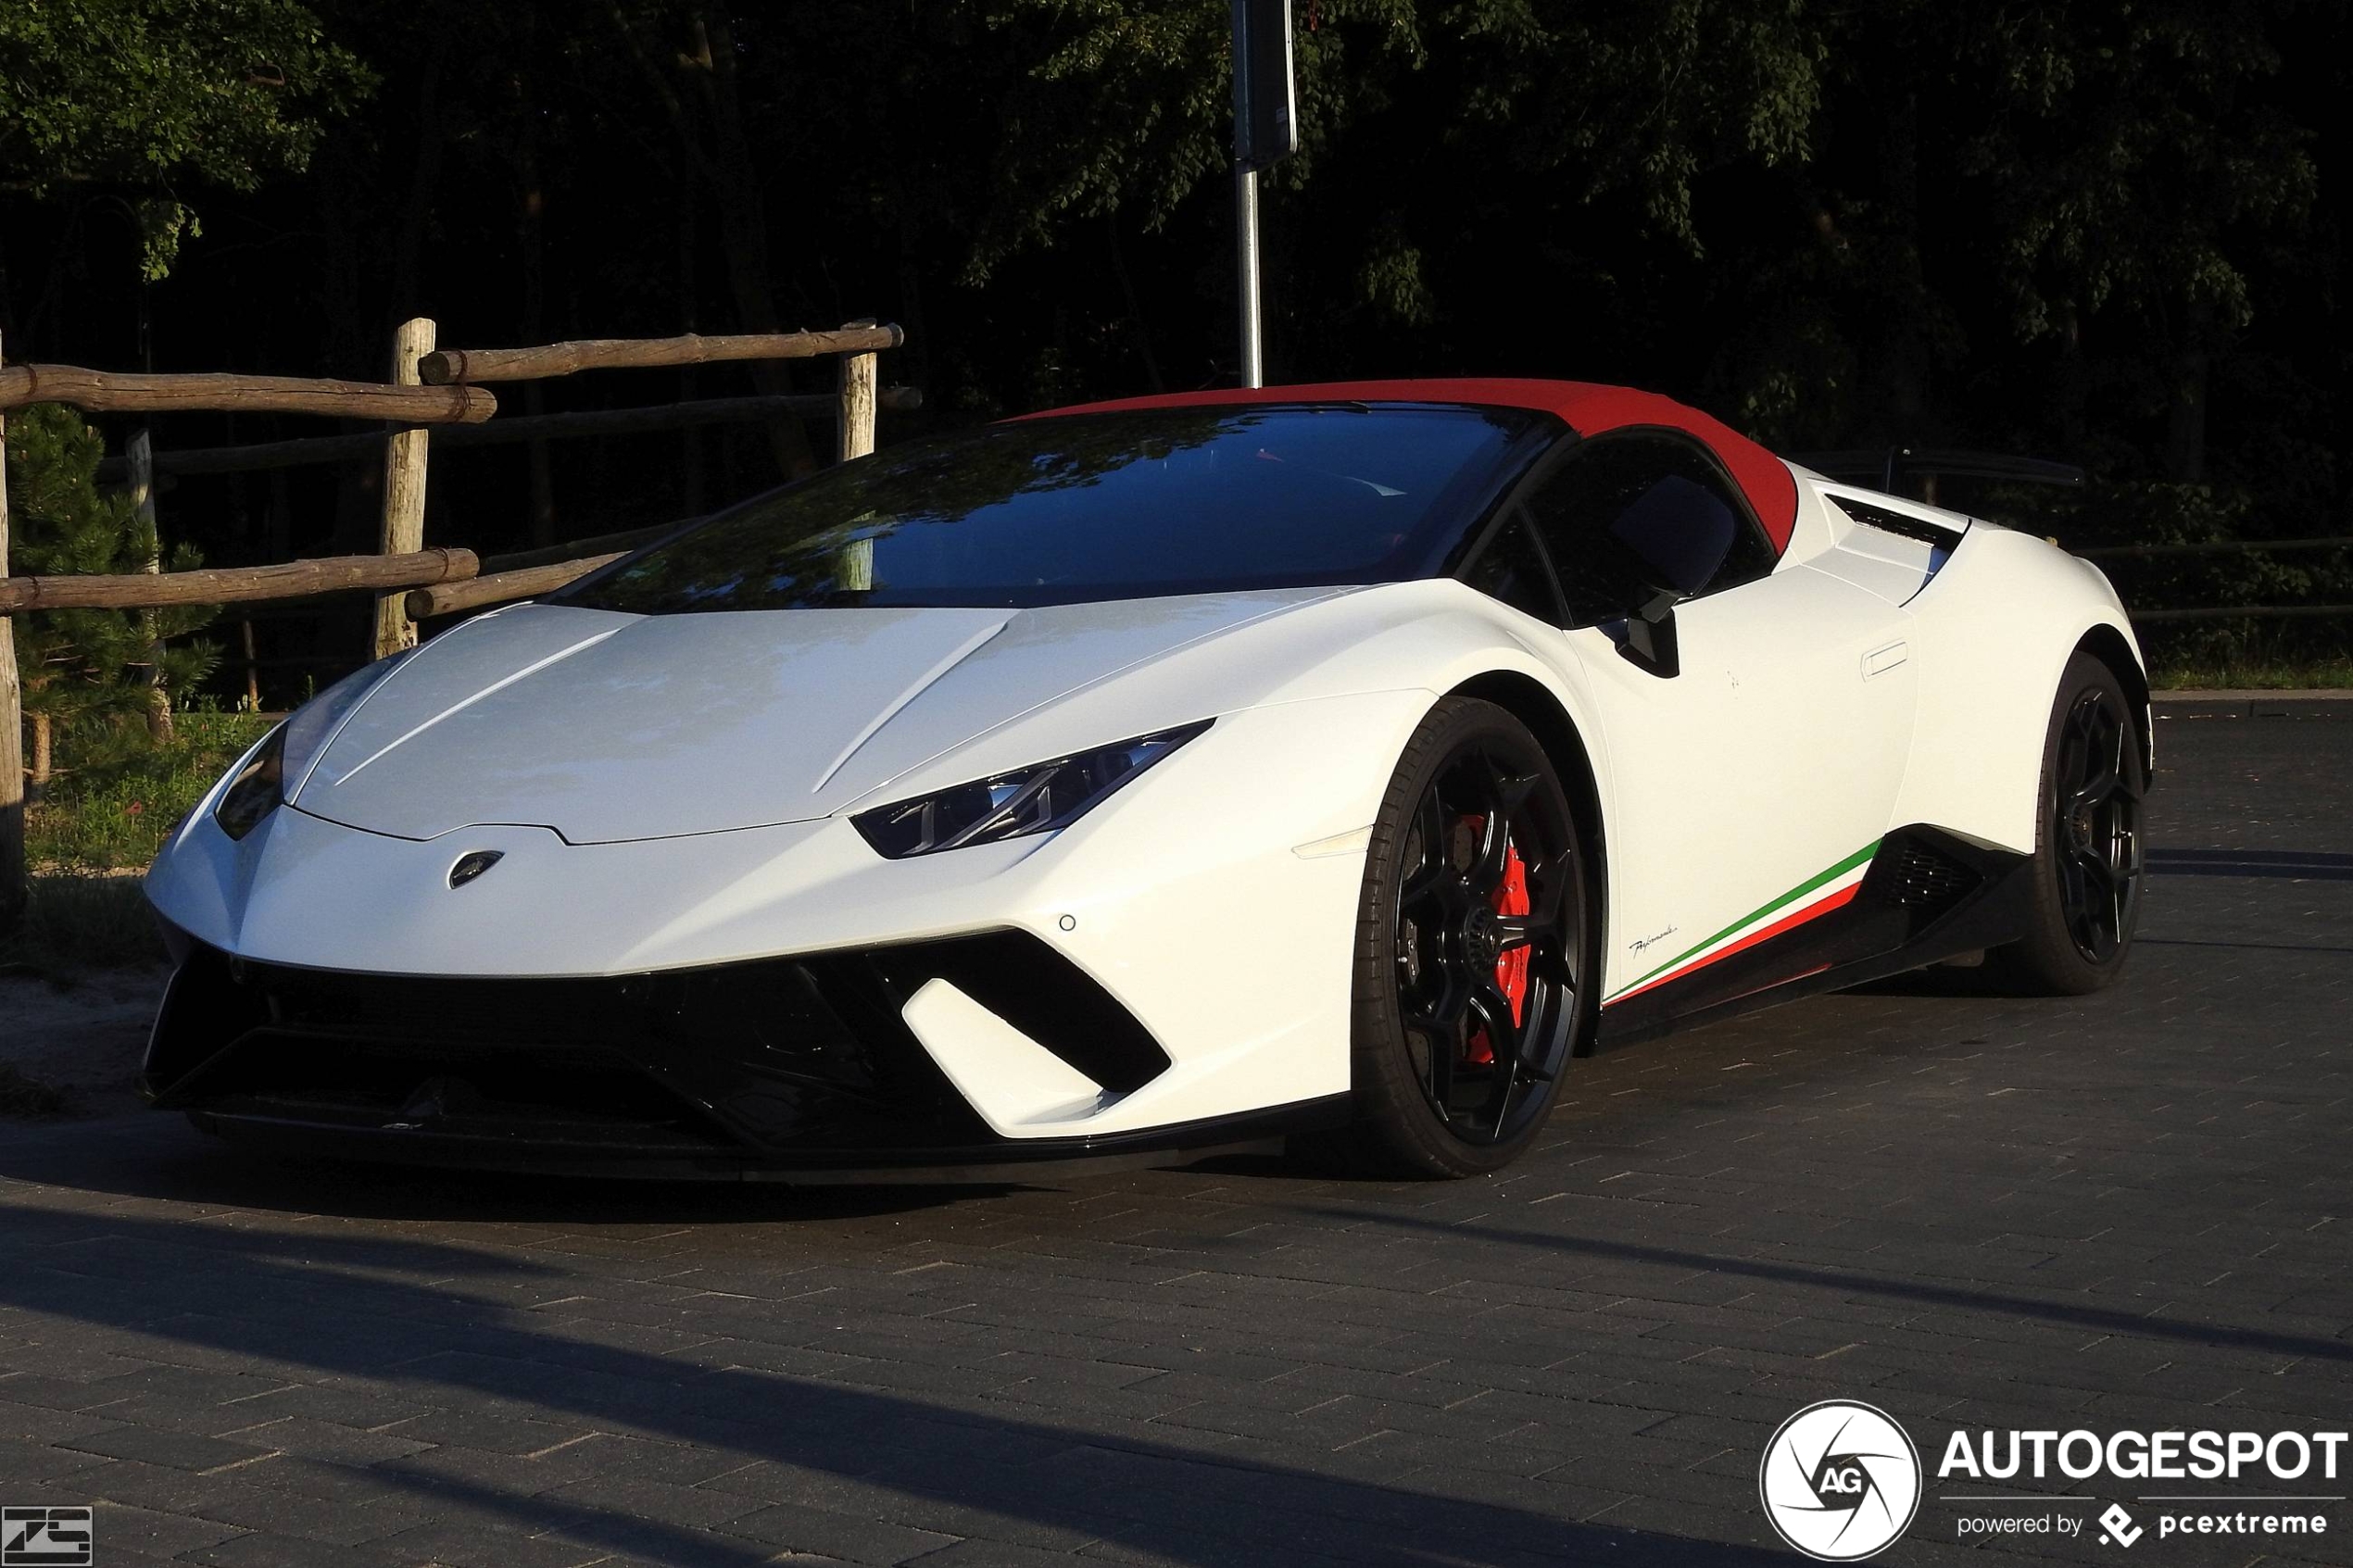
1609 881 1864 1007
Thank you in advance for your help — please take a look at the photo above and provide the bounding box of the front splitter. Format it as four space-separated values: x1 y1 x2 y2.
183 1093 1353 1185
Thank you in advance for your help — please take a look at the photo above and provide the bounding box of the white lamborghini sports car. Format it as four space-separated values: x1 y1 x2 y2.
143 380 2150 1179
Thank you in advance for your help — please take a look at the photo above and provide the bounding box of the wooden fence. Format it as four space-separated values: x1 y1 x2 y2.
0 320 908 930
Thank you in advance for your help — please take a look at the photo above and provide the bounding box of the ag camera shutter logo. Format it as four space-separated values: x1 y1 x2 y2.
1759 1400 1923 1561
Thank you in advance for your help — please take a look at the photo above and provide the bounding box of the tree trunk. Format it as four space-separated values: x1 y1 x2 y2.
1107 213 1165 394
129 428 175 744
2165 300 2213 483
2055 300 2088 456
29 711 50 796
0 326 25 934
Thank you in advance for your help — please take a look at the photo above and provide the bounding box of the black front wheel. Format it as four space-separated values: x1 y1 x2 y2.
1342 697 1594 1177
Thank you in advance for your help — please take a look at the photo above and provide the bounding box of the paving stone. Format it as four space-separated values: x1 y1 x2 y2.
380 1406 602 1456
365 1516 613 1568
83 1499 250 1558
59 1423 280 1474
724 1499 964 1562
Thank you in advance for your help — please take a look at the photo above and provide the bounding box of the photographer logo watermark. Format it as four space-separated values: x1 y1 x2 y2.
1759 1400 1924 1561
2 1507 93 1567
1940 1424 2343 1547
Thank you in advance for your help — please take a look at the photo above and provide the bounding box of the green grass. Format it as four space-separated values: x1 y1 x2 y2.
5 709 274 978
24 709 275 872
2148 657 2353 691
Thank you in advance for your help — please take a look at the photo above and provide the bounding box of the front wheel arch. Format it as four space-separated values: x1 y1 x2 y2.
1447 671 1608 1054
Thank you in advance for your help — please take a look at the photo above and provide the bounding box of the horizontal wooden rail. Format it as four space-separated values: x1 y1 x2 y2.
406 552 623 620
482 521 685 574
0 364 497 423
0 548 478 613
2131 604 2353 622
420 324 902 385
90 387 923 481
2081 535 2353 560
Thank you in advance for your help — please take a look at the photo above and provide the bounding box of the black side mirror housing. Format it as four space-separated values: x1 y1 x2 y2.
1616 587 1681 678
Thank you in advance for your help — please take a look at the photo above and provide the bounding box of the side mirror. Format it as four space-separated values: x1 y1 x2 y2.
1617 588 1680 678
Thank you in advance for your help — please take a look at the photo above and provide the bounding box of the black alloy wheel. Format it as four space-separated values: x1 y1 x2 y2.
1344 697 1592 1176
1986 651 2147 996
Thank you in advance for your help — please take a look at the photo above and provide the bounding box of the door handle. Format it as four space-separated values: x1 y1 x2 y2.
1861 640 1909 679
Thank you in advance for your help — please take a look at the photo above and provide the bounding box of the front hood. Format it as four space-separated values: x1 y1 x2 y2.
291 592 1340 843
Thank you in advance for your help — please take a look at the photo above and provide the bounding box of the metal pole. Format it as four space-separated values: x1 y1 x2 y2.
1236 166 1264 388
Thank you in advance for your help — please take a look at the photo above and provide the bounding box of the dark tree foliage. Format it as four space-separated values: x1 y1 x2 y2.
0 0 2345 696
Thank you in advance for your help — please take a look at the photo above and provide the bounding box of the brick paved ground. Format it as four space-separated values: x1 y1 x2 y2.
1 712 2347 1568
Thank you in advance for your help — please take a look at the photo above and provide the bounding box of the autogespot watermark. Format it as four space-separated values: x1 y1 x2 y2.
1939 1426 2346 1549
1756 1407 2349 1557
1758 1400 1924 1561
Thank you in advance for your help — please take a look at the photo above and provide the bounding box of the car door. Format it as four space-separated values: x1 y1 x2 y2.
1506 433 1918 1010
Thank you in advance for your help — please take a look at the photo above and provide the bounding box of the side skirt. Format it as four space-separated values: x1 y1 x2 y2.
1593 826 2032 1050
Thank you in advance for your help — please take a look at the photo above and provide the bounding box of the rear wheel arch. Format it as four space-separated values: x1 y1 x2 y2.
2073 623 2151 781
1447 670 1608 1047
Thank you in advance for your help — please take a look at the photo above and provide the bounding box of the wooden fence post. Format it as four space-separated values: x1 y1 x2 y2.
374 317 436 659
837 319 878 464
241 620 261 710
129 428 175 743
0 326 24 935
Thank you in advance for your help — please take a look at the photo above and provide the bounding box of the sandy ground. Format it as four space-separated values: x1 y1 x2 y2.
0 966 168 1114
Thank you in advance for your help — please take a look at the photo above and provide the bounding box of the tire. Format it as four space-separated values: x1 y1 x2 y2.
1340 696 1596 1177
1983 650 2147 996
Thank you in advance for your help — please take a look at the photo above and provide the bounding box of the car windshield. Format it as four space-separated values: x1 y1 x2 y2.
560 404 1541 612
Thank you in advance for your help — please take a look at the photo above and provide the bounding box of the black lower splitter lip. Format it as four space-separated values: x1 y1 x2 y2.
182 1094 1351 1185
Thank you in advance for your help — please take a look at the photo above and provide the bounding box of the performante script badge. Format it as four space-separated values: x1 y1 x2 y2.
1759 1400 1923 1561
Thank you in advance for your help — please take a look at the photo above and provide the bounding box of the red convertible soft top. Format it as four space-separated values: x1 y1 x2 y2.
1026 378 1800 554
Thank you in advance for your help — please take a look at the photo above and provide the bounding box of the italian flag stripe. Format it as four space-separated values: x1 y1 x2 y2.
1604 839 1881 1005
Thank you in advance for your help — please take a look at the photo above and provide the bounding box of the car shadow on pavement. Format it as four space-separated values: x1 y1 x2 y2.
0 1114 1040 1224
0 1195 1785 1567
1312 1208 2353 1370
2146 847 2353 880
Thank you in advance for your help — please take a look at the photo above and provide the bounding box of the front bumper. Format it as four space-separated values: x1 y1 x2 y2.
143 690 1441 1162
145 935 1348 1180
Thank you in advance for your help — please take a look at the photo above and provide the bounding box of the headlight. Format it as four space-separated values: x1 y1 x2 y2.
213 725 286 840
208 648 412 841
853 721 1210 859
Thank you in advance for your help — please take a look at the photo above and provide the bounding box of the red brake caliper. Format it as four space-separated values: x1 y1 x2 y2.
1461 816 1532 1068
